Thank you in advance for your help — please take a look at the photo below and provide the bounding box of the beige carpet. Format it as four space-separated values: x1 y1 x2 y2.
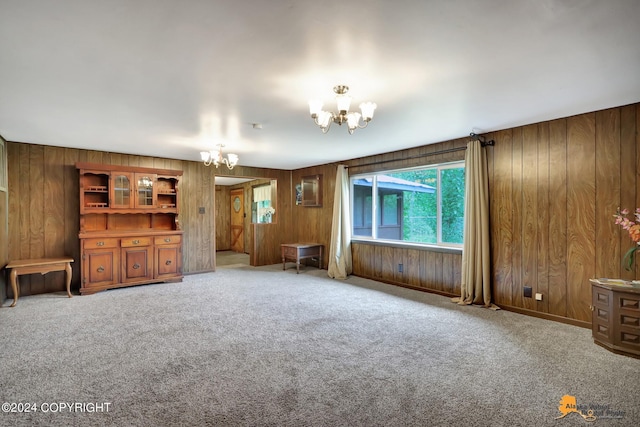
1 265 638 426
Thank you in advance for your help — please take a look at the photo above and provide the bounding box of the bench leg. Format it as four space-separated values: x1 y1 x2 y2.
65 262 73 298
9 269 18 307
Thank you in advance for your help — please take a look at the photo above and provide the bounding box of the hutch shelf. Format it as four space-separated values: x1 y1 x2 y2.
76 162 183 295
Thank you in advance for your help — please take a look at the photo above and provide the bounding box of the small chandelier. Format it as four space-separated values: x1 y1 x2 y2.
200 144 239 170
308 85 377 134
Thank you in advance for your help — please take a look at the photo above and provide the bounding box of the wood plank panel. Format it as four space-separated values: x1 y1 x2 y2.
491 130 513 307
380 245 394 282
406 248 421 287
423 250 443 290
521 124 538 311
182 161 197 273
29 145 46 294
199 163 214 270
566 113 596 322
548 119 567 317
536 122 549 313
595 109 621 279
442 252 455 294
619 105 637 280
511 128 524 308
43 146 66 291
17 144 30 261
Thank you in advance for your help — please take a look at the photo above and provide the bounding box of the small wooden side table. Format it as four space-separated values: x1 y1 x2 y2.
5 257 74 307
281 243 323 274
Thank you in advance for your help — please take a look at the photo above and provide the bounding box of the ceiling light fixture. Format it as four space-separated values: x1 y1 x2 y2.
308 85 377 134
200 144 239 170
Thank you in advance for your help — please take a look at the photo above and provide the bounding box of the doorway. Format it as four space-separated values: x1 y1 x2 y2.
230 188 244 253
214 176 277 268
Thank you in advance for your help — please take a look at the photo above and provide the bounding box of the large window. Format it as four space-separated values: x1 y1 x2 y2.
351 162 465 247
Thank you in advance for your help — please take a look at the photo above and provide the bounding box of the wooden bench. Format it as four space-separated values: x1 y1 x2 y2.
5 257 74 307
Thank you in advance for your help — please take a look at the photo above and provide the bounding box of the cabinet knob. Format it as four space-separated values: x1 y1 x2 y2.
97 266 104 273
133 263 140 270
133 240 140 245
97 241 104 246
164 238 171 243
165 260 172 265
589 305 595 311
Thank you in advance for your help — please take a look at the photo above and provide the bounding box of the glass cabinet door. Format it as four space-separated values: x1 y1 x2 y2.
113 174 132 207
135 174 156 208
109 172 134 208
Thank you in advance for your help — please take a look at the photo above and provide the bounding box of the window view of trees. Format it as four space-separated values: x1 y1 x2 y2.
351 162 465 246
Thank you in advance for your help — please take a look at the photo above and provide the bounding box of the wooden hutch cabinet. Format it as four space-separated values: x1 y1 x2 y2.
76 163 183 295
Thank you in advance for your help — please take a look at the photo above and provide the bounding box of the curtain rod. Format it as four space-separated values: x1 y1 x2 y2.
346 134 494 170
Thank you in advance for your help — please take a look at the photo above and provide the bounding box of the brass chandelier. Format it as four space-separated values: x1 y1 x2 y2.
200 144 239 170
308 85 377 134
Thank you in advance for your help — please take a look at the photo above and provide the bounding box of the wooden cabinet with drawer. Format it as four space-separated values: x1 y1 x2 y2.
590 279 640 358
77 163 183 295
121 237 153 284
154 235 182 279
82 238 120 291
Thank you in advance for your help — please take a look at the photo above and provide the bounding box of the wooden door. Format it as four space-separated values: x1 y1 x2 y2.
230 189 244 253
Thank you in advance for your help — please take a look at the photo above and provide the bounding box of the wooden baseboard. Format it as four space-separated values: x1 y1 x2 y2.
352 273 591 329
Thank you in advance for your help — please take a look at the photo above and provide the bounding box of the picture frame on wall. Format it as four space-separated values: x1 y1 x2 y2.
301 174 322 207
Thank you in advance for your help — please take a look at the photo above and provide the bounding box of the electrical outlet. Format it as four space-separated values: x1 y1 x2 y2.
535 293 543 301
398 263 403 273
198 207 205 214
524 286 533 298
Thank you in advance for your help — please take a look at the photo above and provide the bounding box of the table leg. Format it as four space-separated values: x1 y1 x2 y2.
65 262 73 298
9 269 18 307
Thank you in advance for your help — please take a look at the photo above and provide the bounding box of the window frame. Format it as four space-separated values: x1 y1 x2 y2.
350 161 465 251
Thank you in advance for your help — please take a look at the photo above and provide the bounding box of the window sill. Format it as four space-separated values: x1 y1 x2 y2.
351 238 462 254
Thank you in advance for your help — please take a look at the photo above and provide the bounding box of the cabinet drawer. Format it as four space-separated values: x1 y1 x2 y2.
283 246 297 259
84 237 119 249
154 235 182 245
121 237 152 247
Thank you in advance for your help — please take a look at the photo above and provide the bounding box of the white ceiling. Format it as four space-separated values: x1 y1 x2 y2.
1 0 639 171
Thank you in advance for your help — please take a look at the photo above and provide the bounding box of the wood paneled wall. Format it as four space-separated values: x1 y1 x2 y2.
5 143 293 296
487 104 639 325
0 135 8 302
290 165 337 269
6 102 639 327
332 103 639 326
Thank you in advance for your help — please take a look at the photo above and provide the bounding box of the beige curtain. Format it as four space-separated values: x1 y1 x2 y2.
453 140 498 309
328 165 353 279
